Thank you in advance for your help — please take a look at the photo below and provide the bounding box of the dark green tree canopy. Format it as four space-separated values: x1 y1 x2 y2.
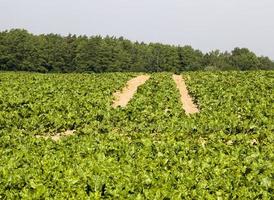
0 29 273 72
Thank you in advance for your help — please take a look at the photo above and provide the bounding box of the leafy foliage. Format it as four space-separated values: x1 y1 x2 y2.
0 71 273 199
1 29 274 73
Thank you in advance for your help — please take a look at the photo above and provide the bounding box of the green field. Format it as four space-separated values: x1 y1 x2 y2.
0 71 273 199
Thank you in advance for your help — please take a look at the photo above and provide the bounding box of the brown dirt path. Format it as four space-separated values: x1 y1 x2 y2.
172 74 199 115
112 75 150 108
36 130 76 142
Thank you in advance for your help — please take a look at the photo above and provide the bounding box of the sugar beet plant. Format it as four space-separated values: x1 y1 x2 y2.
0 71 273 199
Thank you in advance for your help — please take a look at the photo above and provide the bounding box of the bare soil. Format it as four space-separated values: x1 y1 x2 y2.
36 130 76 142
112 75 150 108
172 74 199 115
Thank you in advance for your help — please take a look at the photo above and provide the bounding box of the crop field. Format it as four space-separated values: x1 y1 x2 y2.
0 71 273 199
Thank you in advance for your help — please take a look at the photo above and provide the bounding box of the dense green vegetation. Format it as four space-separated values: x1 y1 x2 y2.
0 29 274 73
0 71 273 199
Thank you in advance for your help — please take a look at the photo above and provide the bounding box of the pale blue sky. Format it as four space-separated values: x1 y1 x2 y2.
0 0 273 58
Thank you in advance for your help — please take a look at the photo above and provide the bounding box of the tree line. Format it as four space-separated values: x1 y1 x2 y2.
0 29 273 73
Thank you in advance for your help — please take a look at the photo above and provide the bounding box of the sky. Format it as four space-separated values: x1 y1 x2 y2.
0 0 273 59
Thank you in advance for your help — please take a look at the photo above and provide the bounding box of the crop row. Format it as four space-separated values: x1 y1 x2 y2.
0 72 273 199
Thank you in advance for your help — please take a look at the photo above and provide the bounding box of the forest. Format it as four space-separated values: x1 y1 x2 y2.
0 29 273 73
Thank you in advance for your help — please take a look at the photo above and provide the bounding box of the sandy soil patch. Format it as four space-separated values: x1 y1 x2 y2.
172 74 199 115
36 130 76 142
112 75 150 108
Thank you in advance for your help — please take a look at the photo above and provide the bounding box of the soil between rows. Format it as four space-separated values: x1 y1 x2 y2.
172 74 199 115
112 75 150 108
